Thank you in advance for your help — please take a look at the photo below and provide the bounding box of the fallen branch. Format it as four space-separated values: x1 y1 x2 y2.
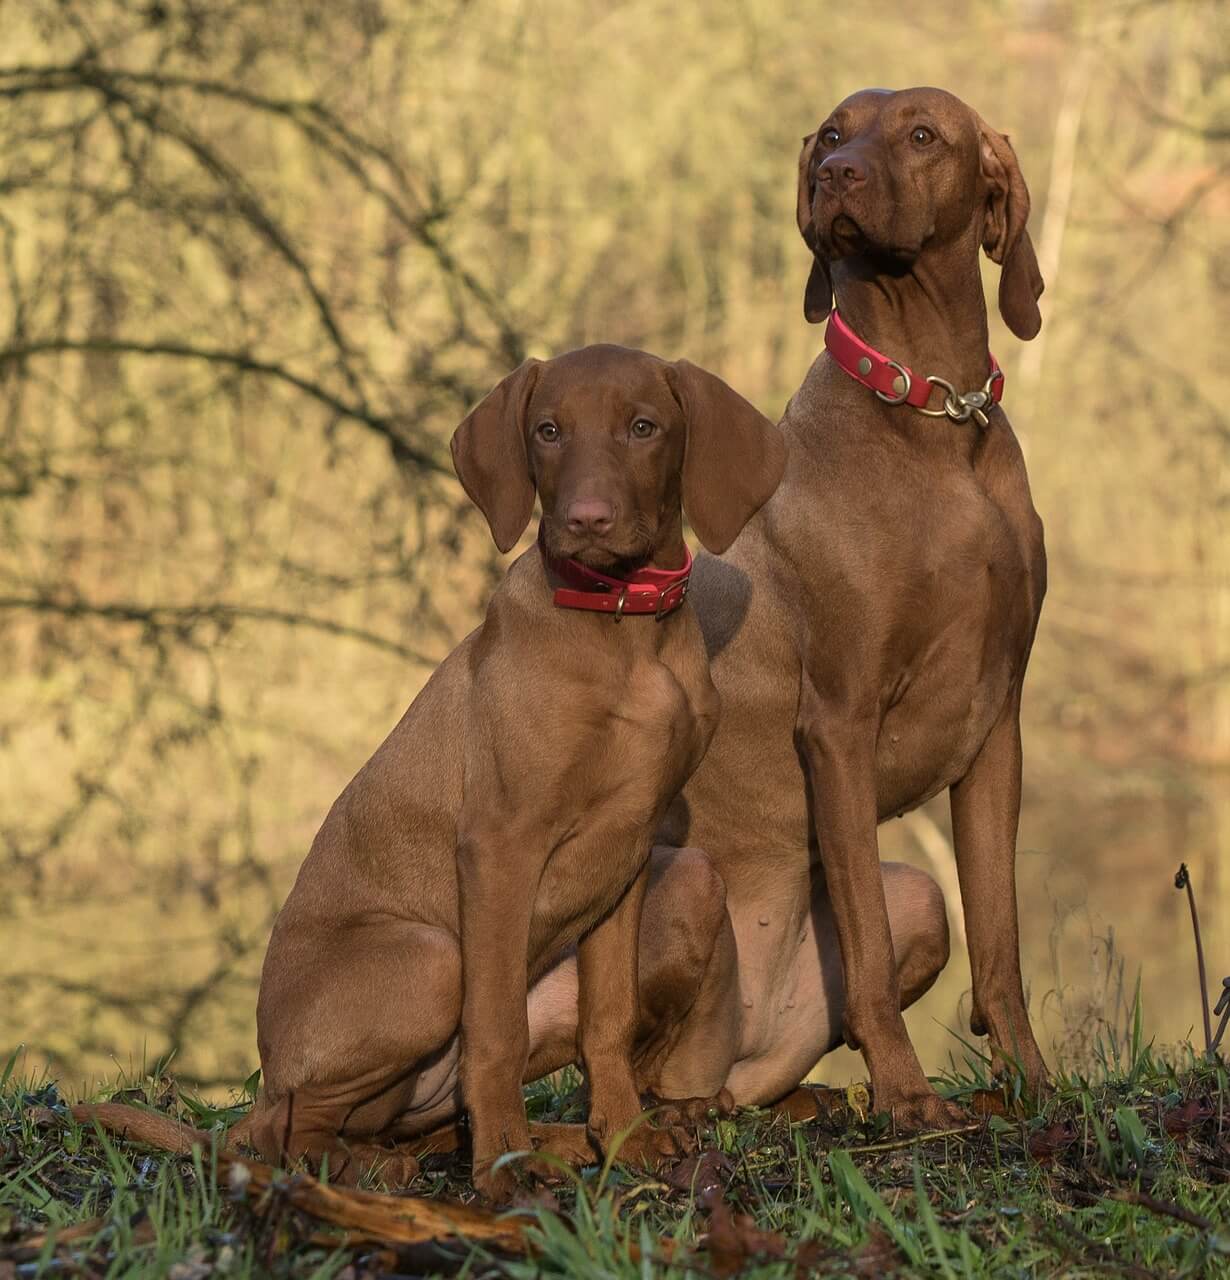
221 1154 531 1256
219 1153 672 1266
1107 1188 1215 1232
845 1123 982 1156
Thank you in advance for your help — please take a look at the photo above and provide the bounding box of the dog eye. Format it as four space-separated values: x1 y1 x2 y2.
910 126 935 146
820 127 841 147
536 422 560 442
631 419 657 440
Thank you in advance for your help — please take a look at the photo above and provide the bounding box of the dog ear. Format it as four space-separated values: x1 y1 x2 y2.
449 359 542 552
976 116 1044 340
667 360 787 555
797 132 833 325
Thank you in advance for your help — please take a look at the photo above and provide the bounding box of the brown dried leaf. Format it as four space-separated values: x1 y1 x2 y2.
666 1148 733 1201
792 1238 835 1275
702 1195 788 1277
1028 1120 1077 1164
849 1224 907 1275
1163 1097 1214 1137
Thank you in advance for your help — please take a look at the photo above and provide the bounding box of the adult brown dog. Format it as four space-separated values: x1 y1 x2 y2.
54 345 784 1200
660 86 1048 1127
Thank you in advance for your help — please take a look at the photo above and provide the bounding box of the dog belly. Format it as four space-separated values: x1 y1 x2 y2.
723 897 844 1104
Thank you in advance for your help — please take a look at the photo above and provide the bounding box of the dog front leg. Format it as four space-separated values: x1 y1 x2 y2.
575 860 693 1168
949 688 1048 1093
798 679 962 1130
576 862 649 1154
457 825 539 1201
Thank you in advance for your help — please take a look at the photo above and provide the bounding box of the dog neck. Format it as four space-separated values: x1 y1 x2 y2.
640 511 689 574
830 226 993 398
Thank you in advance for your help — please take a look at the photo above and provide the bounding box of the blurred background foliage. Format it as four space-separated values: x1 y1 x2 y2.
0 0 1226 1092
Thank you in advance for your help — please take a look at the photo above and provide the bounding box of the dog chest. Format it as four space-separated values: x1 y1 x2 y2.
874 494 1041 810
525 655 714 961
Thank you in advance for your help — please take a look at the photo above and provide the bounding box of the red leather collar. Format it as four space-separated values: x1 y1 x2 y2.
538 526 692 621
825 310 1004 420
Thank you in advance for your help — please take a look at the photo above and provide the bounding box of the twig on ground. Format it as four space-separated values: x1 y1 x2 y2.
845 1122 982 1155
1174 864 1213 1052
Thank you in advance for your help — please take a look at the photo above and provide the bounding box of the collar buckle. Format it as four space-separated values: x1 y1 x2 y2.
919 367 1005 430
873 360 912 406
655 579 687 622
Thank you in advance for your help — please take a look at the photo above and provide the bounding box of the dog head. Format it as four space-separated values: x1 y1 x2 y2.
796 87 1043 339
451 345 786 567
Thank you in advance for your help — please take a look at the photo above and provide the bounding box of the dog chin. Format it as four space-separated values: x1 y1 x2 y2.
821 216 922 266
552 538 652 572
822 213 866 256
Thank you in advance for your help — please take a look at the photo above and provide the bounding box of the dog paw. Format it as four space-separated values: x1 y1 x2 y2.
647 1089 735 1128
474 1145 575 1203
360 1148 420 1188
473 1163 521 1205
880 1090 967 1132
527 1121 598 1168
326 1142 419 1189
1010 1053 1052 1102
608 1120 696 1168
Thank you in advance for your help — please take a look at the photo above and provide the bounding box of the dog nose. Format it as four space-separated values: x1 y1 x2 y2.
819 153 867 190
565 499 615 536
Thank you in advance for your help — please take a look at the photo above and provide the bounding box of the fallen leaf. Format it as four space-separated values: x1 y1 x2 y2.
1027 1120 1077 1164
849 1224 907 1276
792 1240 832 1275
666 1149 733 1202
1164 1097 1214 1137
702 1196 787 1278
846 1083 871 1123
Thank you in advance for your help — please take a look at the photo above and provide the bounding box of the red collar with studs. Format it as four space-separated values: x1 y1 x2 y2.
825 310 1004 425
538 526 692 621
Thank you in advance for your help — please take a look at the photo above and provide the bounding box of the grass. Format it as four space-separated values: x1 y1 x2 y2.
3 1036 1230 1278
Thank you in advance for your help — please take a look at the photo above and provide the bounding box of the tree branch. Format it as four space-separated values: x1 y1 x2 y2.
0 594 440 667
0 338 450 474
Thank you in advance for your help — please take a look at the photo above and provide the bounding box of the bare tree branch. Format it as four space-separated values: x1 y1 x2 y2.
0 595 441 666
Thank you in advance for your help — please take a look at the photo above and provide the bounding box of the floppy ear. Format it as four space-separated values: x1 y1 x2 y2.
975 115 1044 340
796 131 833 325
667 360 787 555
449 358 541 552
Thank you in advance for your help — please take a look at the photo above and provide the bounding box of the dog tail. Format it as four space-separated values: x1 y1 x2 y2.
32 1102 253 1156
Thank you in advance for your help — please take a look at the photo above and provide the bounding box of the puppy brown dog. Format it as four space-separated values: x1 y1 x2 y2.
438 346 782 1196
56 345 783 1200
657 88 1047 1125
